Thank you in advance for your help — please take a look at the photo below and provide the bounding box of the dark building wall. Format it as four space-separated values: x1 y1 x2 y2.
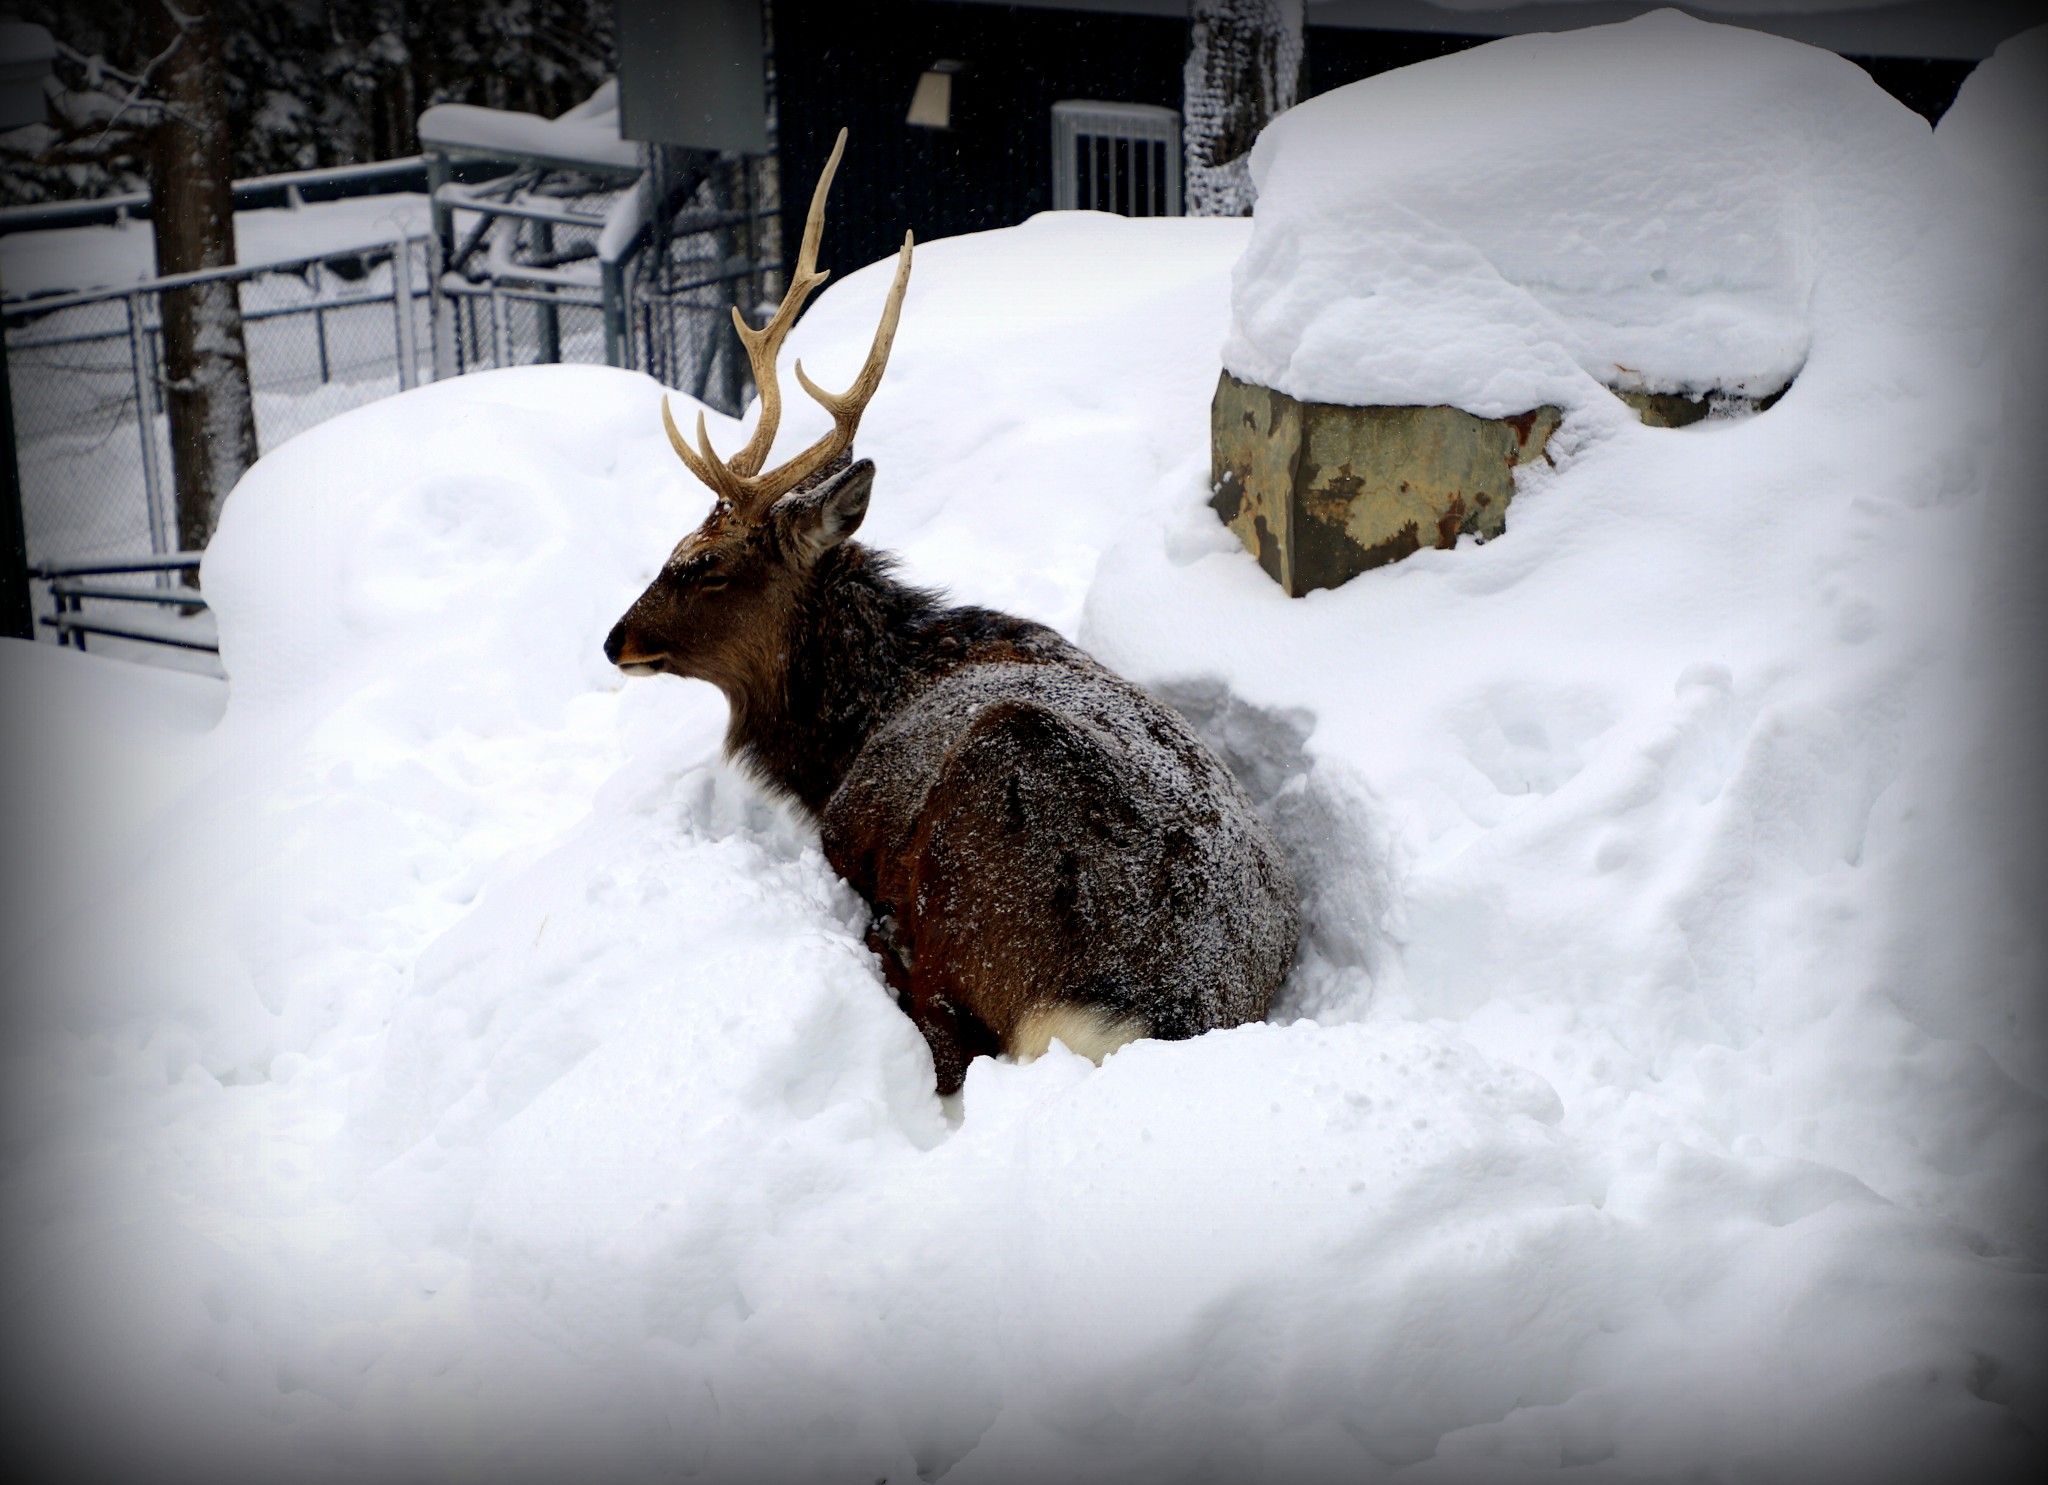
773 3 1504 277
1304 24 1491 97
775 0 1184 276
771 2 1976 282
1839 55 1977 124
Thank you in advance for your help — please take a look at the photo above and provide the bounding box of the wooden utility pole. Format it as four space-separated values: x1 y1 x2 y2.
144 0 258 554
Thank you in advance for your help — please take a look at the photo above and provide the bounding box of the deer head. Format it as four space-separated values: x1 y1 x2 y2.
604 129 914 691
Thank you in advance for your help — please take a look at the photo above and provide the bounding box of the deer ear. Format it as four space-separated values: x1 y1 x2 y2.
772 458 873 559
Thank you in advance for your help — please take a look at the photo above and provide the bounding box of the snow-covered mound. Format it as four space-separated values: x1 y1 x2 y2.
3 15 2044 1484
1225 8 1973 412
1938 24 2048 258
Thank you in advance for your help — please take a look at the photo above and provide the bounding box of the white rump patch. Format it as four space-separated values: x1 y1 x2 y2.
1010 1005 1149 1065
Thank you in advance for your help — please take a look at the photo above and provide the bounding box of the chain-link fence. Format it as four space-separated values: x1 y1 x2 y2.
622 253 765 416
4 237 432 569
440 280 609 374
428 162 772 416
3 238 432 663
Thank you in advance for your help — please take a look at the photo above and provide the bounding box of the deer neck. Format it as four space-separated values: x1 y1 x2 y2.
723 543 931 816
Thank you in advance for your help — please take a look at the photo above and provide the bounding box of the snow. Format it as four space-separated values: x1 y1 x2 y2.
418 78 637 174
1227 9 1966 411
0 192 431 296
5 12 2044 1481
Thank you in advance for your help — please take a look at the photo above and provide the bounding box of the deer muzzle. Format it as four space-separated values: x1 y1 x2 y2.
604 619 663 677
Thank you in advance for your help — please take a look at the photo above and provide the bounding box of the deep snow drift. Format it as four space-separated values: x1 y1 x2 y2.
3 13 2044 1482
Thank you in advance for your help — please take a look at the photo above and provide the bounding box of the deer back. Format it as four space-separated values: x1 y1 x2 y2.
822 655 1297 1048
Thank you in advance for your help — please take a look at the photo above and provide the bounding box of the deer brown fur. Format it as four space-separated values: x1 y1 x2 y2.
605 132 1298 1094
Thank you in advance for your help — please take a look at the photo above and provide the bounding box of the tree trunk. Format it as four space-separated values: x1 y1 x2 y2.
1183 0 1305 217
146 0 258 554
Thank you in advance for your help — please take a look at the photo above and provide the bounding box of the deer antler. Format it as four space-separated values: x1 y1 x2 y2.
728 128 843 478
662 129 914 518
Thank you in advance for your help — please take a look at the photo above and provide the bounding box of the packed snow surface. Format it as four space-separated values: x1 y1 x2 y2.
5 14 2044 1482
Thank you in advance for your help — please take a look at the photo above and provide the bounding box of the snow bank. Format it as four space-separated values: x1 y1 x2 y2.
1938 25 2048 251
4 14 2043 1483
1226 8 1973 413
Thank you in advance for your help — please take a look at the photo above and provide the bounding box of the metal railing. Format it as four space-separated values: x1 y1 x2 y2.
34 551 213 654
0 154 507 236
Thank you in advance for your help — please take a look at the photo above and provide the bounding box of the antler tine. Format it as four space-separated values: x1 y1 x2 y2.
767 230 915 495
727 128 847 480
659 134 913 517
662 395 746 508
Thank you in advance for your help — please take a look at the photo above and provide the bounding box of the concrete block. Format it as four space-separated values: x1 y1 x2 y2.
1209 370 1560 597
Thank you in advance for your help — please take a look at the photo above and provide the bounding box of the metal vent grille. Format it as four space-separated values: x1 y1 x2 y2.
1051 100 1182 217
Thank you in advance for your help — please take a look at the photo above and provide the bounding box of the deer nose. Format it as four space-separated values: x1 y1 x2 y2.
605 621 666 676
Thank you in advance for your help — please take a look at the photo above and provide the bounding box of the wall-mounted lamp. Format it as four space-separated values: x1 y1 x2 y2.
906 59 966 130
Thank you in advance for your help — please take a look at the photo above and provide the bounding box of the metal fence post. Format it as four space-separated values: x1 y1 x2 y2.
488 282 512 369
533 221 560 364
428 223 457 381
0 307 32 641
601 257 627 369
125 291 169 558
311 257 330 383
426 149 454 270
392 238 419 390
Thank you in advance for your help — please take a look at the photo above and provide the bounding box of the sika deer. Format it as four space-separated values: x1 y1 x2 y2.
605 131 1297 1093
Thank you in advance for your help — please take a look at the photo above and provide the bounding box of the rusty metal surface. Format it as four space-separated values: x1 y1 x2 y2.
1209 370 1559 597
1209 372 1300 592
1612 388 1712 428
1612 384 1789 427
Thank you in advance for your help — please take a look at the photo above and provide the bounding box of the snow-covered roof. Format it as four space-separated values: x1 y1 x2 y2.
419 79 638 175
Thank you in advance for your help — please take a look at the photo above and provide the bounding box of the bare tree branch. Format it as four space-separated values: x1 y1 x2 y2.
79 24 192 142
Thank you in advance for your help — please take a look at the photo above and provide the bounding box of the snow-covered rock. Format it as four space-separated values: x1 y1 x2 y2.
1225 8 1975 414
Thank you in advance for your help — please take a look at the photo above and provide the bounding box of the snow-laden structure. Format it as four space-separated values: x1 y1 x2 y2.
418 78 639 175
2 14 2043 1482
1225 8 1964 413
